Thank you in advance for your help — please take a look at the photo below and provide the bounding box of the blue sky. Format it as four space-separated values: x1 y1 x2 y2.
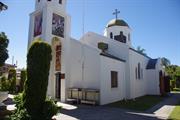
0 0 180 68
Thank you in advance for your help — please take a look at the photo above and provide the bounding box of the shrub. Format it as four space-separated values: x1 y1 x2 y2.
0 76 10 91
8 68 16 93
9 94 30 120
9 94 59 120
23 40 52 119
20 69 26 92
170 80 176 91
42 98 60 120
173 88 180 91
98 42 108 52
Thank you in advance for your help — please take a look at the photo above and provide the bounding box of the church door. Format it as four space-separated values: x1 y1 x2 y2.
55 72 61 99
55 43 62 99
159 70 165 95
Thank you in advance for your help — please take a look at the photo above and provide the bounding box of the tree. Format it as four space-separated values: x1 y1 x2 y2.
8 68 16 93
0 32 9 67
161 57 171 67
136 46 147 55
23 40 52 119
20 69 26 92
0 2 8 12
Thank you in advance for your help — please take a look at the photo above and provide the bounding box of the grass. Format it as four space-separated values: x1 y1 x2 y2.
168 102 180 120
108 95 165 111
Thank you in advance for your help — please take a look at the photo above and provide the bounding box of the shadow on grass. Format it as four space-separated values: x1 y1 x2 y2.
107 95 166 111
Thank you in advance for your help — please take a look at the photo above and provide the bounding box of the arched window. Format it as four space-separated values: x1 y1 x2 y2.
110 32 113 39
135 67 137 79
138 63 141 79
128 33 130 41
59 0 62 4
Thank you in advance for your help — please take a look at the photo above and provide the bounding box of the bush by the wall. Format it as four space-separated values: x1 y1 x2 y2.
170 80 176 91
173 88 180 91
9 94 30 120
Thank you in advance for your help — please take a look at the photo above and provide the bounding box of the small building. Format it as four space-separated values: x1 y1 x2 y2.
0 63 16 78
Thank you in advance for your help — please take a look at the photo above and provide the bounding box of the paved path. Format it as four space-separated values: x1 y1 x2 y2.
54 92 180 120
3 93 180 120
54 105 158 120
147 92 180 119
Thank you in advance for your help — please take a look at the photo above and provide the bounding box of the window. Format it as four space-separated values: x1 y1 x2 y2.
141 68 143 79
111 71 118 88
47 0 51 1
135 67 137 79
138 63 141 79
128 33 130 41
38 0 40 2
110 32 113 39
59 0 62 4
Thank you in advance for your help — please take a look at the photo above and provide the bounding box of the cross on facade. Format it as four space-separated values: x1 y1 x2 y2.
113 9 120 20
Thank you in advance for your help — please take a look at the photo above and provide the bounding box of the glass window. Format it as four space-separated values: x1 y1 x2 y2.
135 67 137 79
110 32 113 39
59 0 62 4
128 33 130 41
111 71 118 88
138 63 141 79
141 68 143 79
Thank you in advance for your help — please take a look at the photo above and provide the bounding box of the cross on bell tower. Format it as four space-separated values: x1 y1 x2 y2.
113 9 120 20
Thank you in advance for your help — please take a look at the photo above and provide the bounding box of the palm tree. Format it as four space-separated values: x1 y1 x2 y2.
136 46 147 55
0 2 8 12
161 57 171 67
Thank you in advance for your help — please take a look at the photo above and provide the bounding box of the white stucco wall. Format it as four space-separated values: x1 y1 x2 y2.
129 49 150 98
80 32 131 99
100 56 125 105
146 70 160 95
68 39 101 90
146 58 163 95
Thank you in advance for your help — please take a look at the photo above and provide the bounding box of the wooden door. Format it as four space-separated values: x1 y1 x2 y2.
55 72 61 99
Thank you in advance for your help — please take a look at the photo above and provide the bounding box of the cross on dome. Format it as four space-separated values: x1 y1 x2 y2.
113 9 120 20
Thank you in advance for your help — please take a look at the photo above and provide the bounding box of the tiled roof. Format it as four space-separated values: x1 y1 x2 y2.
146 59 158 69
100 52 126 62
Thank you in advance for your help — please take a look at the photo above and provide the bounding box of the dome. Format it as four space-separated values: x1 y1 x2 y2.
107 19 129 28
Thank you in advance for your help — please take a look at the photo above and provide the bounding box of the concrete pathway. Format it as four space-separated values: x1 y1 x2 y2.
147 92 180 119
54 92 180 120
54 104 158 120
3 93 180 120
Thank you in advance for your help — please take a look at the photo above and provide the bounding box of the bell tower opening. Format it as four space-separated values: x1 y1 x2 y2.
104 9 131 47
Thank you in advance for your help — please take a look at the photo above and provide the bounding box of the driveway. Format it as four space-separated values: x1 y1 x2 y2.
54 92 180 120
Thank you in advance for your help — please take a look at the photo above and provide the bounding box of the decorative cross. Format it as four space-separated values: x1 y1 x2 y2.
113 9 120 20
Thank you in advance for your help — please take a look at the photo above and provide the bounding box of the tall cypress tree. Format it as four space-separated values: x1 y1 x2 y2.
0 32 9 67
23 40 52 119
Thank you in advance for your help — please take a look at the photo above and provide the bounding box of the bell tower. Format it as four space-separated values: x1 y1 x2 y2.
28 0 70 46
104 9 131 47
28 0 71 102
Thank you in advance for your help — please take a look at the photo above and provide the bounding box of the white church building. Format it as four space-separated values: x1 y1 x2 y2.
28 0 165 105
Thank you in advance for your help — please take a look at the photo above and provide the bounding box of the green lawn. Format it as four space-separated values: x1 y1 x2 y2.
108 95 165 111
169 103 180 120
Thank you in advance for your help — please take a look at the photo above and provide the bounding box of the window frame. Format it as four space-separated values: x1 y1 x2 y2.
110 32 113 39
59 0 62 4
111 71 118 88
